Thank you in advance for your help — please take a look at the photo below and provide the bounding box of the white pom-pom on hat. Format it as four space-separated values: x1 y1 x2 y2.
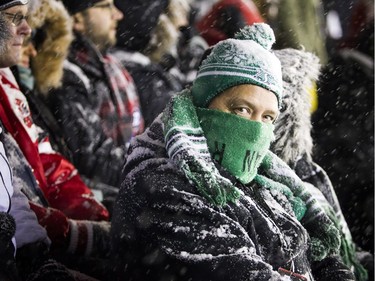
234 23 275 50
192 23 282 108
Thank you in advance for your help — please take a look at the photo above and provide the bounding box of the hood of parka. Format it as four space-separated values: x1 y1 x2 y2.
28 0 73 95
271 48 320 167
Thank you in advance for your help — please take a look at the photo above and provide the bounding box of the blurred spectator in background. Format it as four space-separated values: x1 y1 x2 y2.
189 0 218 22
196 0 264 46
0 0 102 280
47 0 144 209
312 0 374 257
113 0 207 127
0 13 18 274
13 0 118 217
272 47 371 281
254 0 328 64
322 0 373 58
113 0 183 128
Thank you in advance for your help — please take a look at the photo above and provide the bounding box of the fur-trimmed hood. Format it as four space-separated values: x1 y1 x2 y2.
28 0 72 95
271 48 320 166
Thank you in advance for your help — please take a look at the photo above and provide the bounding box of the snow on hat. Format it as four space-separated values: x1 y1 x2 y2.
60 0 102 15
0 0 28 10
191 23 283 108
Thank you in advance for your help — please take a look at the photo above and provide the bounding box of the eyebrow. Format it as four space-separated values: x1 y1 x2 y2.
229 97 279 114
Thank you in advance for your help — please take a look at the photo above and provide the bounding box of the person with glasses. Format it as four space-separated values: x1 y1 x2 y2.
0 0 30 68
46 0 144 207
0 0 114 280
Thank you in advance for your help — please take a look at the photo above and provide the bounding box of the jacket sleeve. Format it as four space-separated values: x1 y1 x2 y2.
311 256 356 281
30 202 111 259
112 169 291 281
9 179 50 249
47 69 125 188
39 152 109 221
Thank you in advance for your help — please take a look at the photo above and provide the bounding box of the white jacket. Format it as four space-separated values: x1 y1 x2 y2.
0 127 13 214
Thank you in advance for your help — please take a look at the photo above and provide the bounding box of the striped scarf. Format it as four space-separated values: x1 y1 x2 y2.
162 89 341 261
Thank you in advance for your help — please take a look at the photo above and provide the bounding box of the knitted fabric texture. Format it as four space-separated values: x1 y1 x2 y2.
260 152 341 261
162 90 241 206
162 90 341 261
196 107 274 184
191 23 283 108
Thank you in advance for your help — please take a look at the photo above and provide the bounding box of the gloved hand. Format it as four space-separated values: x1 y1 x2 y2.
312 256 356 281
29 203 70 251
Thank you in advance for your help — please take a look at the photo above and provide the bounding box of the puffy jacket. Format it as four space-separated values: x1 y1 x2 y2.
0 68 109 221
47 33 144 188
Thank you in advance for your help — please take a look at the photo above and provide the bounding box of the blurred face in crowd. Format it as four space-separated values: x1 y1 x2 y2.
74 0 123 52
0 4 31 68
208 84 279 124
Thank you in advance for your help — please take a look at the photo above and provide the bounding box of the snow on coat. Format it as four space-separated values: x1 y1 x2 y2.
111 117 314 280
48 33 144 188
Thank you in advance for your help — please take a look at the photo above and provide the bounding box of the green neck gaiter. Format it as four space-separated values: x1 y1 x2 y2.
196 108 275 184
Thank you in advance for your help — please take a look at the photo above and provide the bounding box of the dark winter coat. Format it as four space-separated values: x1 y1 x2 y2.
113 0 182 128
111 49 182 128
47 33 144 189
312 48 374 254
272 48 370 281
111 116 356 281
111 117 313 281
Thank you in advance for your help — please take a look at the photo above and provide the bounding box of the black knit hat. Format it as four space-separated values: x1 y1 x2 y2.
115 0 168 51
0 0 28 10
60 0 102 15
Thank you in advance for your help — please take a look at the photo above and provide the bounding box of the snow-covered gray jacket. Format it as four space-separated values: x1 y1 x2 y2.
111 112 354 281
111 49 182 128
47 33 144 189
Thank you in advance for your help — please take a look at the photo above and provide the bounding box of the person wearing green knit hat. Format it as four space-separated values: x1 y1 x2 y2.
111 23 355 281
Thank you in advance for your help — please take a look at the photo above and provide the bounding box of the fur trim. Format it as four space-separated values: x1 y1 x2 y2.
145 0 191 63
146 13 180 63
270 48 320 166
28 0 73 95
166 0 190 27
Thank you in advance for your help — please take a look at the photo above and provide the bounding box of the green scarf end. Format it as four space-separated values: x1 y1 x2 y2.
204 186 241 207
291 197 307 221
310 238 328 261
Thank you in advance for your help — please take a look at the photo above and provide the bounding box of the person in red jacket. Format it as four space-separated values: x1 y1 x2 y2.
0 0 111 269
196 0 264 46
0 66 109 222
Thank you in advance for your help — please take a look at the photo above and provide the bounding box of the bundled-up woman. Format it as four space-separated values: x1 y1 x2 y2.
111 23 355 281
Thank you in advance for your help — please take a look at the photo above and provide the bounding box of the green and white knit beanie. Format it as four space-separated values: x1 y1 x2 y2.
191 23 283 108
